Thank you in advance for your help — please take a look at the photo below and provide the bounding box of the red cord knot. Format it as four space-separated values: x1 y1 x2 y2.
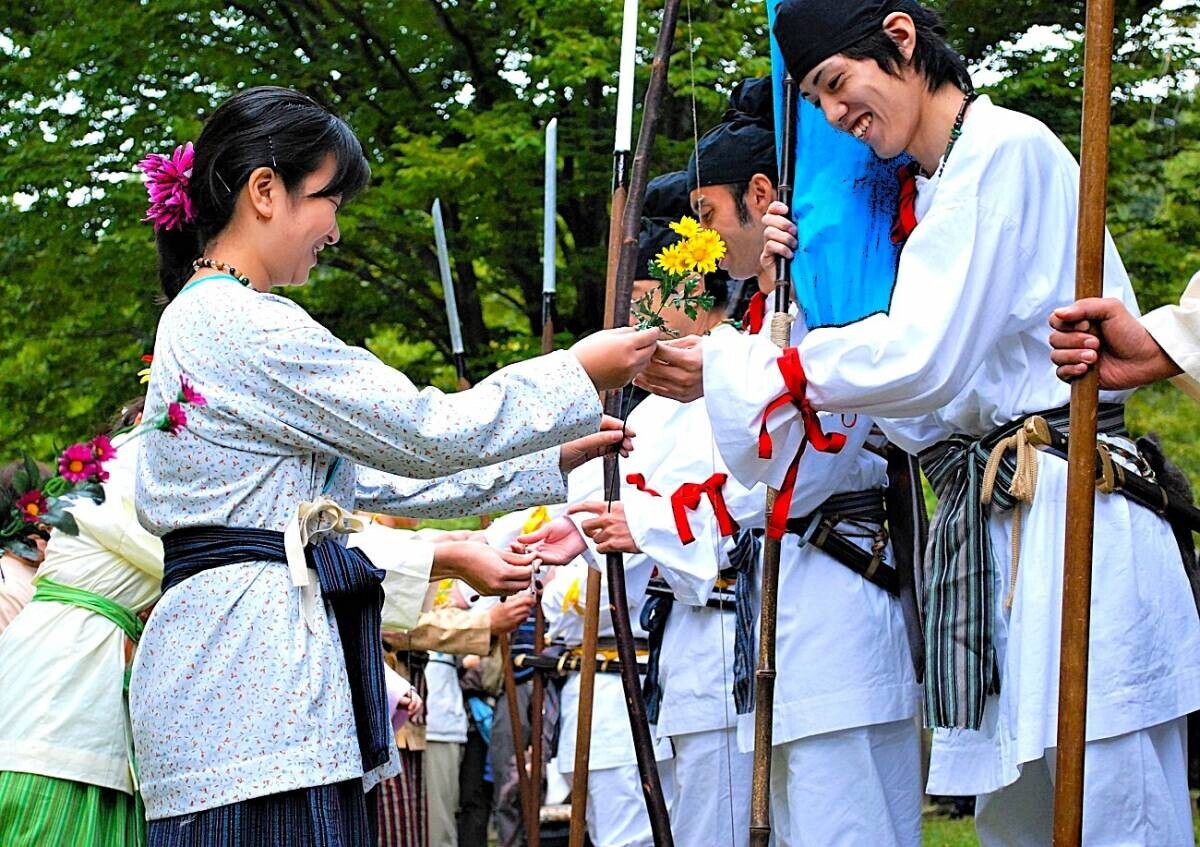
670 473 739 546
625 473 662 498
758 346 848 539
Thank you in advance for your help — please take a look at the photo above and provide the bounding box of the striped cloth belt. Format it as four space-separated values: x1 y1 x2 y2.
917 403 1127 730
162 525 392 772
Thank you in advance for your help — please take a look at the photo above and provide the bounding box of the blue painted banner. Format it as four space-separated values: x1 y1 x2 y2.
767 2 906 329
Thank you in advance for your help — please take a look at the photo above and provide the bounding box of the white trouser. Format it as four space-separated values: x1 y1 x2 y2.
582 764 654 847
974 716 1191 846
770 718 922 847
663 726 752 847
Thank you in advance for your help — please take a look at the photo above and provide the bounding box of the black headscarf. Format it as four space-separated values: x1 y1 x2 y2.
726 77 775 129
773 0 944 83
643 171 693 222
686 115 778 194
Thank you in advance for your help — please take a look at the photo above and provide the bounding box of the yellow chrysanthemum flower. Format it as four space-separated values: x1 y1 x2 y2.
656 241 692 276
685 228 727 275
669 216 701 239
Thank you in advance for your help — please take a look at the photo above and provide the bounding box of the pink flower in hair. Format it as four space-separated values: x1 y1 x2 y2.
138 142 195 231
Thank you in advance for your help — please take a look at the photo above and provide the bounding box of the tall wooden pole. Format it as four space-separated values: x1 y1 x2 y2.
1052 1 1115 843
748 73 798 847
568 117 629 847
499 635 535 843
569 2 681 844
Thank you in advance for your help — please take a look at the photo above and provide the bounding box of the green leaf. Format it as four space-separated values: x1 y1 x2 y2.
3 539 40 561
41 508 79 536
43 476 70 497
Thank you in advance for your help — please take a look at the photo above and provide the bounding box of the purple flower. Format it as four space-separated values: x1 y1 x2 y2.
138 142 195 232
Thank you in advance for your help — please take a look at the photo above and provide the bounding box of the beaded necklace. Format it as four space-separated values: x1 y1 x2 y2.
921 89 978 179
191 257 252 288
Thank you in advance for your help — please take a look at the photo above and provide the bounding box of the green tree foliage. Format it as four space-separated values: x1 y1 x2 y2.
1 0 1198 485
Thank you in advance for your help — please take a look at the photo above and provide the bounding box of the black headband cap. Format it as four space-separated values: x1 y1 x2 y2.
772 0 944 83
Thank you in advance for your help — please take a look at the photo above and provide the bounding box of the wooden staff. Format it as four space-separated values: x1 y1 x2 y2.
568 79 629 847
570 2 681 844
1052 1 1115 844
749 72 798 847
499 635 535 842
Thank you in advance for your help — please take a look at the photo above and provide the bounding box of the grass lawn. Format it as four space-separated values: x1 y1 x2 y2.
922 798 1200 845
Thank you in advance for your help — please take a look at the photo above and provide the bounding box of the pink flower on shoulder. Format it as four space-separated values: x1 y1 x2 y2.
89 434 117 463
162 403 188 435
16 491 48 523
59 443 98 483
178 375 207 406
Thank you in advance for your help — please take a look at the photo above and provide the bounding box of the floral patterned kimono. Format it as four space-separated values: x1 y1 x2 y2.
131 273 600 843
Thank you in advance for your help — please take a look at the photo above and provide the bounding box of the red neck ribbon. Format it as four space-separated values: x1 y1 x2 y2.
891 161 921 245
626 473 662 498
757 347 848 539
670 473 739 546
742 290 767 335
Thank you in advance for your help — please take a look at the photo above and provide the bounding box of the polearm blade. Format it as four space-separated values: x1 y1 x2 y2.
1052 0 1115 843
528 116 559 847
431 198 469 389
542 117 559 347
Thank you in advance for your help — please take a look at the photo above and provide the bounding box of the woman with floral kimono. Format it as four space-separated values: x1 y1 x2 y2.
130 85 658 846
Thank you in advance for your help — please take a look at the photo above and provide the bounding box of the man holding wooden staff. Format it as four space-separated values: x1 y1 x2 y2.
641 1 1200 843
1049 276 1200 399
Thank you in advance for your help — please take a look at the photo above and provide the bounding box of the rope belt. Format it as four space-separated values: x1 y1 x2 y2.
918 403 1127 731
162 525 392 772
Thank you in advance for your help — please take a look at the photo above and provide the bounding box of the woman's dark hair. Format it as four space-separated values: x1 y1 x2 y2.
109 395 146 434
155 86 371 300
842 6 972 95
705 271 731 313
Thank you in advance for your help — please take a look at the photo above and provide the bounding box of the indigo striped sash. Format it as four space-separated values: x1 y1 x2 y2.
162 525 392 772
917 404 1126 730
728 527 762 715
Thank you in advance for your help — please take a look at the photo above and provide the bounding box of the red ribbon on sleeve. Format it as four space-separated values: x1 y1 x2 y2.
670 473 739 546
757 346 848 539
625 473 662 498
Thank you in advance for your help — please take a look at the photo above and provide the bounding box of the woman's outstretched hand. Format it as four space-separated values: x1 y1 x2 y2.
434 541 539 596
571 327 661 391
559 415 635 472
